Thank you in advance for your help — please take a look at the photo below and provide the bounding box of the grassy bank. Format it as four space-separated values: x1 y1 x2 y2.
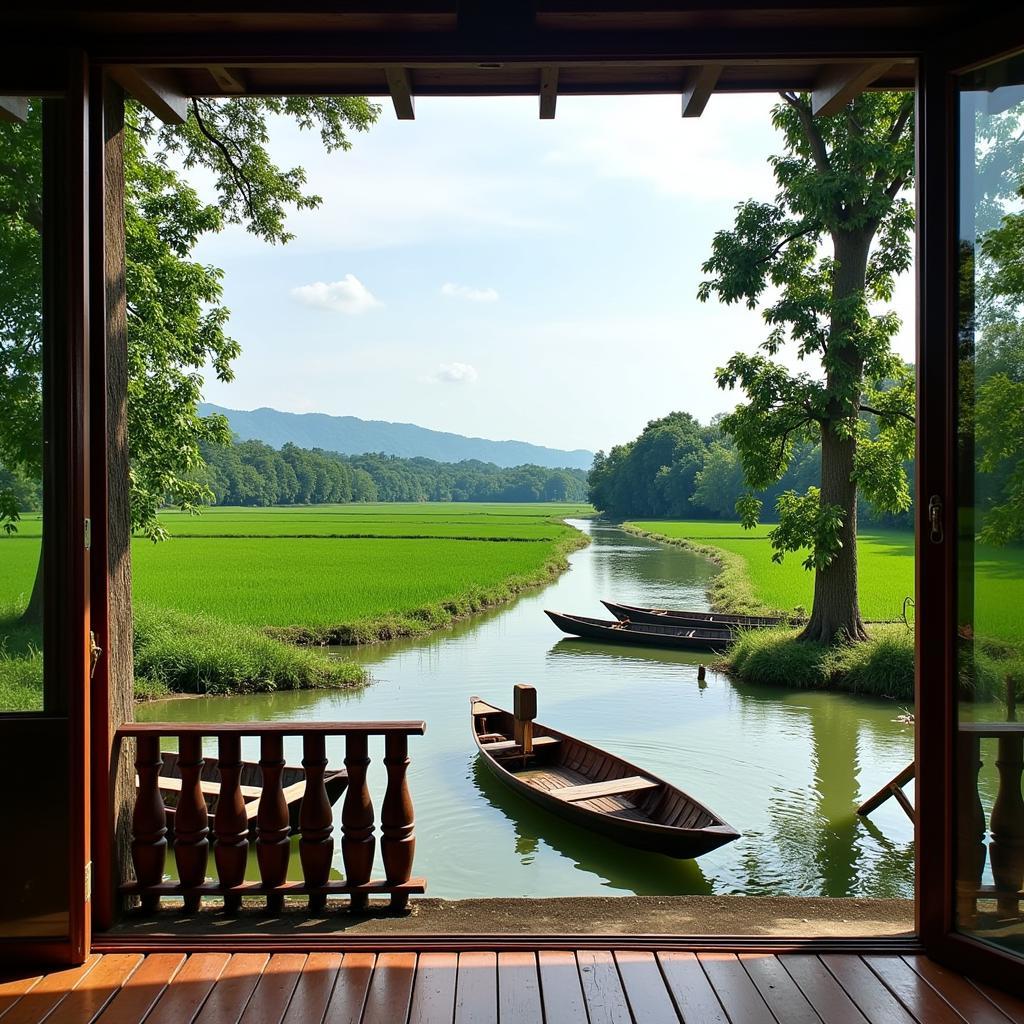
0 504 591 709
623 519 1024 702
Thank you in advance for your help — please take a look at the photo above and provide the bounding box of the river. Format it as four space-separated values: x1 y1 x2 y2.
138 518 917 900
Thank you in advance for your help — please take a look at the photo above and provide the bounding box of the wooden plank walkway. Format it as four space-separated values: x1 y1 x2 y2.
0 951 1022 1023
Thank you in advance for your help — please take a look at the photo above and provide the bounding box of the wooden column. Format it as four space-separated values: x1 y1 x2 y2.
956 731 987 928
341 734 374 911
299 733 334 912
172 734 209 913
990 730 1024 918
213 734 248 913
381 732 415 911
256 734 290 912
131 734 167 914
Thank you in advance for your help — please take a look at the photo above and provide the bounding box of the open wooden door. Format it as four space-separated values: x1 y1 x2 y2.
918 28 1024 991
0 56 92 966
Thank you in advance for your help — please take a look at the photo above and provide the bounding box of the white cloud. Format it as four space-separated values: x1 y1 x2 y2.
440 282 499 303
433 361 479 384
290 274 381 314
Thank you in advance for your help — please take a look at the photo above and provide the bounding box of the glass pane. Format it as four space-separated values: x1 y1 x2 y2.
0 98 44 713
956 52 1024 952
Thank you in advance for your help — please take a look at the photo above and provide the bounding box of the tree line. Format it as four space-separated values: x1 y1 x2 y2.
588 410 914 529
196 438 589 506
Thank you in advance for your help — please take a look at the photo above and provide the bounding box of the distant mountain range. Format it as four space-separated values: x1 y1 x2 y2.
199 404 595 471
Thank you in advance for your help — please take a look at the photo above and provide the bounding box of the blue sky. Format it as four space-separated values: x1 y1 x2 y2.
196 93 915 454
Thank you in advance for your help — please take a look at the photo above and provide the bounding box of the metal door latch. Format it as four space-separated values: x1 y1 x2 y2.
89 630 102 678
928 495 944 544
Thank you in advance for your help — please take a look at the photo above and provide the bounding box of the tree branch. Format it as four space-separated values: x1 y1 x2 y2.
762 221 819 265
781 91 831 175
189 98 257 223
860 403 915 425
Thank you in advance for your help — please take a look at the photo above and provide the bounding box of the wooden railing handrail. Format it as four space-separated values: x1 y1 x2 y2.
117 720 427 737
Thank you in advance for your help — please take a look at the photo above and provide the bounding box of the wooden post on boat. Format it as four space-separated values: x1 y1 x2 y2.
514 684 537 756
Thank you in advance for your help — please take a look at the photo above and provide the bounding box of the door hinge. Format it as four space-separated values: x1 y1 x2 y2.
84 860 92 901
84 517 91 551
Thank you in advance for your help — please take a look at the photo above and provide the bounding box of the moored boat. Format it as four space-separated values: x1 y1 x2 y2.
601 599 787 630
153 750 348 838
471 689 740 858
545 609 734 652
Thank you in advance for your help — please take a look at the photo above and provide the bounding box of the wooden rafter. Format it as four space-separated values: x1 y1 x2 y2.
0 96 28 123
812 62 893 117
539 65 558 119
108 66 188 124
385 66 415 120
206 65 245 94
681 64 722 118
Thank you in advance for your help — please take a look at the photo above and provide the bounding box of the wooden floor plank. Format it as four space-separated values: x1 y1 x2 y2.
454 952 496 1024
407 952 457 1024
322 953 375 1024
537 952 587 1024
360 952 416 1024
657 952 729 1024
865 955 967 1024
970 979 1024 1024
0 973 43 1020
615 951 680 1023
144 953 232 1024
0 955 102 1024
93 954 185 1024
577 950 632 1024
496 953 542 1024
741 953 822 1024
238 954 307 1024
193 954 270 1024
697 953 777 1024
820 955 917 1024
902 957 1013 1024
281 953 342 1024
778 955 869 1024
43 953 144 1024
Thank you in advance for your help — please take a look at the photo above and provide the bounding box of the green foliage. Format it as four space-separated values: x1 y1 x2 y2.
698 91 916 599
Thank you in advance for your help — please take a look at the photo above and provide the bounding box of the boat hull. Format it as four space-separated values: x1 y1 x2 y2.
545 609 733 652
471 698 739 859
601 600 785 630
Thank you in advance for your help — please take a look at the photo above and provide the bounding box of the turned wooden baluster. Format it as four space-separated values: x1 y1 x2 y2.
300 733 334 912
132 734 168 914
341 734 375 911
381 732 415 911
214 734 249 914
173 733 210 913
990 728 1024 919
256 734 291 913
956 730 987 928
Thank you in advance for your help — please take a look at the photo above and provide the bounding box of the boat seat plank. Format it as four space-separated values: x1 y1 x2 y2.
552 776 659 802
483 736 560 753
155 776 264 799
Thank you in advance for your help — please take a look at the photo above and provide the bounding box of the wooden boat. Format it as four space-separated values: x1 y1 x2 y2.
545 610 734 652
471 694 740 858
154 751 348 838
601 599 787 631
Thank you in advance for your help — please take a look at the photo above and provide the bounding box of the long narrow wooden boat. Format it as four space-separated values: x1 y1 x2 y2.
471 697 740 858
154 751 348 838
545 610 734 652
601 599 787 630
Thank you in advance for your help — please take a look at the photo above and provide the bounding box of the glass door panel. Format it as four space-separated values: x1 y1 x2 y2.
955 50 1024 954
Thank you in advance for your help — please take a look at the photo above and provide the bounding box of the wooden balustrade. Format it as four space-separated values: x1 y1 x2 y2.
959 722 1024 924
116 721 426 915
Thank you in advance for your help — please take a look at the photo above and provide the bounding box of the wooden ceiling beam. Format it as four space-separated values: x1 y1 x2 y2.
812 61 892 116
681 63 722 117
0 97 29 123
385 66 415 119
206 65 246 93
109 66 188 124
539 64 558 119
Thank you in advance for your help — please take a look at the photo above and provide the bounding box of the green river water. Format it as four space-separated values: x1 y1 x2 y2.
138 519 919 900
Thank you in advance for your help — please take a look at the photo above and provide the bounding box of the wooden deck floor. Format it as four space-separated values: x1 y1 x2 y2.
2 950 1023 1023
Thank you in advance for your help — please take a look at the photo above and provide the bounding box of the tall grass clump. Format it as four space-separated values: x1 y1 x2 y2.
0 603 43 712
134 605 366 697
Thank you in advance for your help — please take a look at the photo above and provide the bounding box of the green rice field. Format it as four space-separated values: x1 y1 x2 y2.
0 503 591 639
625 519 1024 642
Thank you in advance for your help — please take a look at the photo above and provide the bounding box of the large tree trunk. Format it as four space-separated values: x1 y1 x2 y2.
21 542 43 627
799 228 872 645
